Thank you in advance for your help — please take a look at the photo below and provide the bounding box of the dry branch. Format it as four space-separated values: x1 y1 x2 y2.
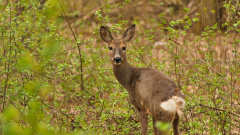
199 103 240 118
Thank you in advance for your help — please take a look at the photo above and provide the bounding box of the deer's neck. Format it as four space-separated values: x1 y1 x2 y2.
113 61 135 90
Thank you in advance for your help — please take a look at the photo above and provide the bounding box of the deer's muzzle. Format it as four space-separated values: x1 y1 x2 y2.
114 57 121 63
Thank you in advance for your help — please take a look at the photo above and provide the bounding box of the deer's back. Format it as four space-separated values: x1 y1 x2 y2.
130 67 180 110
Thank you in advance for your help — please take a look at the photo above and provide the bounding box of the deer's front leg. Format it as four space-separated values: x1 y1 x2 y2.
138 111 148 135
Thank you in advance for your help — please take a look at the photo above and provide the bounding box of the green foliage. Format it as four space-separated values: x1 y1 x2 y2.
156 121 172 134
1 0 240 135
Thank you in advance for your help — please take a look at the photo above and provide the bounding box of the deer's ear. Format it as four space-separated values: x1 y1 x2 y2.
100 26 113 43
122 24 135 42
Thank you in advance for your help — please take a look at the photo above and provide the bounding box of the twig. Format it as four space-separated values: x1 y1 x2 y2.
174 41 182 89
167 37 231 84
57 0 84 90
42 102 88 135
199 103 240 118
2 2 12 111
1 0 9 13
98 100 105 119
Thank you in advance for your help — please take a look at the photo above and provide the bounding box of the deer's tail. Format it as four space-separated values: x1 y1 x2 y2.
160 96 185 117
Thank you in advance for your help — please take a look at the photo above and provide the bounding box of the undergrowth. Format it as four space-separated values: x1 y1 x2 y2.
0 0 239 134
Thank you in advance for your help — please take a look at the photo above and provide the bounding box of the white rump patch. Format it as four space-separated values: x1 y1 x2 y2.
160 99 177 113
160 96 185 117
172 96 185 109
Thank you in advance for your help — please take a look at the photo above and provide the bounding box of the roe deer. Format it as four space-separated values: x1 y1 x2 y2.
100 24 185 135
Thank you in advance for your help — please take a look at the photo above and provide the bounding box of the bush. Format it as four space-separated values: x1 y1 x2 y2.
0 0 239 134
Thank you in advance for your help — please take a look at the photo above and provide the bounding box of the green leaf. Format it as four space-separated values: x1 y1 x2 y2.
155 121 171 132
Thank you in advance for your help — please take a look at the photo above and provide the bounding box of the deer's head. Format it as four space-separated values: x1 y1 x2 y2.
100 24 135 66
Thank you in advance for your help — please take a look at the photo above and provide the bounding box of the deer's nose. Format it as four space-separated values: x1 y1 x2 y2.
114 57 121 63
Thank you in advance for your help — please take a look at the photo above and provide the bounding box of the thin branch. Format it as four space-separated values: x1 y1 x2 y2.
167 37 231 84
2 2 12 111
1 0 9 13
98 100 105 119
57 0 84 90
42 102 88 135
199 103 240 118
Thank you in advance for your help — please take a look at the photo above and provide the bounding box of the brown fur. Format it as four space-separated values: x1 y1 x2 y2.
100 25 185 135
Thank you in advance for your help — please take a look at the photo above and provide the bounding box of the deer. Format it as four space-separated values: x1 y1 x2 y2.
100 24 185 135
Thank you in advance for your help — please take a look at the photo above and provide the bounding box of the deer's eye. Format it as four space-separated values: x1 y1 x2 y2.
122 47 126 50
109 47 113 50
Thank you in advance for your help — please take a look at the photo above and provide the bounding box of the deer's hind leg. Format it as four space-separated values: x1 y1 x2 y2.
152 108 175 135
152 116 163 135
138 110 149 135
172 113 179 135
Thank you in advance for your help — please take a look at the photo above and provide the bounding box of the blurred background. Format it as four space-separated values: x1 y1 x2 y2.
0 0 240 134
